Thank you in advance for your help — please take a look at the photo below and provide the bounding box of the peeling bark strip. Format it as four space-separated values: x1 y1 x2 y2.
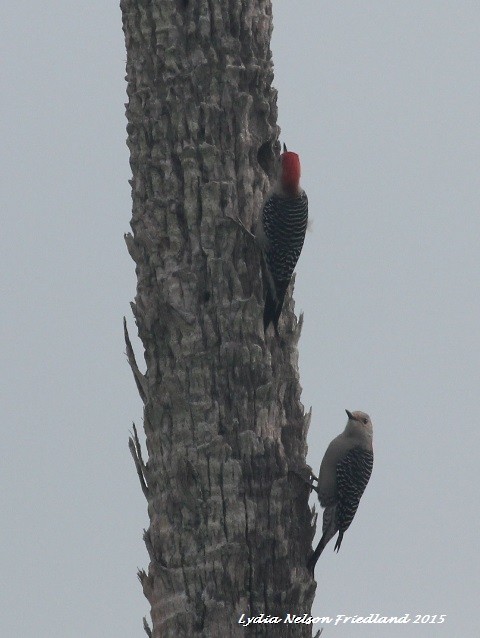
121 1 316 636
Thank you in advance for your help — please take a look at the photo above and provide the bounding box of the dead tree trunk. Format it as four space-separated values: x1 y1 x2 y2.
121 1 316 636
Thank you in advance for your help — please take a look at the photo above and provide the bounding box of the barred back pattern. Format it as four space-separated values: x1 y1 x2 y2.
336 446 374 533
262 190 309 289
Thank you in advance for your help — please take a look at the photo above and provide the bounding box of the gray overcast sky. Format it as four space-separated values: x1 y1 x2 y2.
1 2 479 636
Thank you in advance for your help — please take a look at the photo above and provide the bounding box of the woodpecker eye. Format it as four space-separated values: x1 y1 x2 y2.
363 418 368 425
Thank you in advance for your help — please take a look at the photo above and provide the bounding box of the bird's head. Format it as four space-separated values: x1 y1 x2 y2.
280 143 301 195
345 409 373 439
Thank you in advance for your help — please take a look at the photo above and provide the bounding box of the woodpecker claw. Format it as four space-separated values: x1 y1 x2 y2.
289 468 318 492
228 215 255 240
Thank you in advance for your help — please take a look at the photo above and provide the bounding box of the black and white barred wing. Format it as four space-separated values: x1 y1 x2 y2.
262 191 309 288
336 446 374 534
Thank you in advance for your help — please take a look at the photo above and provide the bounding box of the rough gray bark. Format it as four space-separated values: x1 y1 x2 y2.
121 1 316 636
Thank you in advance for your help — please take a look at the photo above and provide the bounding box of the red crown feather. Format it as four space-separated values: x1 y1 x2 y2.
281 151 301 194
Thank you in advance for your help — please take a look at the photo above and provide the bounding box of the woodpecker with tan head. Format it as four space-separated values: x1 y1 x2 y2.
256 144 308 333
307 410 374 572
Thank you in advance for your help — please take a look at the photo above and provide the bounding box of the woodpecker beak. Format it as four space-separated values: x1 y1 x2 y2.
283 143 287 153
345 409 354 420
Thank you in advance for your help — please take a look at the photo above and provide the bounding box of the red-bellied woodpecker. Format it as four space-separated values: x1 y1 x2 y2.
307 410 374 572
256 144 308 333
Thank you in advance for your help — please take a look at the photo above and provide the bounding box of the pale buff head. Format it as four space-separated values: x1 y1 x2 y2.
344 409 373 440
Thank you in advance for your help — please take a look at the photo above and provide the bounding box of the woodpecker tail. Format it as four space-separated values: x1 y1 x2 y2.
307 534 328 576
263 287 280 333
334 531 344 553
307 504 338 573
263 280 289 334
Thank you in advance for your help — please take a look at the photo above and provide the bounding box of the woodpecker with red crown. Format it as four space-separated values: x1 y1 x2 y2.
256 144 308 333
